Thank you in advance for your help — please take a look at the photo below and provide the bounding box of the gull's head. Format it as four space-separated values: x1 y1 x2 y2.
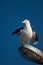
22 19 30 25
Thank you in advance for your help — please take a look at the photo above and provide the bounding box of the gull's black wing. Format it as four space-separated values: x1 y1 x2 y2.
35 32 38 42
11 27 24 35
34 32 38 44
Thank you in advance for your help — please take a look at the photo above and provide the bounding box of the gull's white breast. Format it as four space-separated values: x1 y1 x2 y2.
21 29 33 44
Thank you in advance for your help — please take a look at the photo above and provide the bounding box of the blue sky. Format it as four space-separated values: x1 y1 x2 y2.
0 0 43 65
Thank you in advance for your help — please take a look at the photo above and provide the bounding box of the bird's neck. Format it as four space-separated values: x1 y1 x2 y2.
26 23 31 28
25 23 32 31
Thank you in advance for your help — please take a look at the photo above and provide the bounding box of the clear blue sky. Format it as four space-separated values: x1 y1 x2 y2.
0 0 43 65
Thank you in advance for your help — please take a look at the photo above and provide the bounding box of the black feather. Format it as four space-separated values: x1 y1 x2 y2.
34 32 38 42
12 27 23 35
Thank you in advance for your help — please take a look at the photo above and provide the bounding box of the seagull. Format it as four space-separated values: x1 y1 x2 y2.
11 19 38 45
